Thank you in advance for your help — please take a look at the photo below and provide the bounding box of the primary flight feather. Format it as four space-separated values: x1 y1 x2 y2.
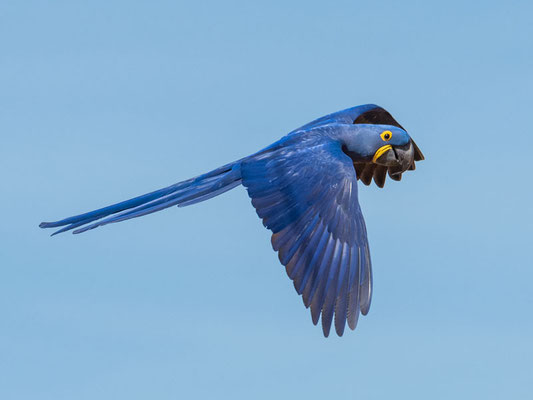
40 104 424 337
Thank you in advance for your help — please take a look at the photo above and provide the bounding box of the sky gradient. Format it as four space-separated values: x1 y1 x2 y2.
1 1 532 399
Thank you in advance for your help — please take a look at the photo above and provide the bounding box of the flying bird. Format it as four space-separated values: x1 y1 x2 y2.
40 104 424 337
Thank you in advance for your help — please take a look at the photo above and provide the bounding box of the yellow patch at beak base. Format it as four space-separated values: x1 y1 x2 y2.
372 145 392 163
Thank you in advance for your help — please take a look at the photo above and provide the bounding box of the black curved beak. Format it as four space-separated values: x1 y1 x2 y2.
355 139 423 188
373 141 415 177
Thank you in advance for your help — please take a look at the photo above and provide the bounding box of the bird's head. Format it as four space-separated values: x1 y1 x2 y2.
342 106 424 187
357 124 415 171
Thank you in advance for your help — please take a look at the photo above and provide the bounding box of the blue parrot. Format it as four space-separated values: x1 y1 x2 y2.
40 104 424 337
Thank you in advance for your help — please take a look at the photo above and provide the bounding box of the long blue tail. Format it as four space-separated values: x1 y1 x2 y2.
40 161 243 236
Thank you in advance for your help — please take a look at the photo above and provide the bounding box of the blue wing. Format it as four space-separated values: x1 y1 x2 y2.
241 136 372 336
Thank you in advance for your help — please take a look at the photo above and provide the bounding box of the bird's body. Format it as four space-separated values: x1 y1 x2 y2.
40 104 424 337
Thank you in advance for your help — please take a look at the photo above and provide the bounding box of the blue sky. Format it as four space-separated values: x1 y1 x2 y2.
1 1 532 399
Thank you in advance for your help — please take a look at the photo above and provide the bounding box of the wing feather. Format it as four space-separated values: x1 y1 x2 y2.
241 138 373 336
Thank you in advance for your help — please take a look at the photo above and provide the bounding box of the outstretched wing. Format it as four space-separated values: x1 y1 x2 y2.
241 139 372 337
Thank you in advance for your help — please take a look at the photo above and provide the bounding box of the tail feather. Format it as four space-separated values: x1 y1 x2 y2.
40 161 242 235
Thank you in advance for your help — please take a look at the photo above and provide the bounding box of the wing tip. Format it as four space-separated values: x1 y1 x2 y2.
335 323 346 337
322 322 331 338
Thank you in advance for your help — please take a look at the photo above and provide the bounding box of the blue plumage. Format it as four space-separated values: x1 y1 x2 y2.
40 104 424 337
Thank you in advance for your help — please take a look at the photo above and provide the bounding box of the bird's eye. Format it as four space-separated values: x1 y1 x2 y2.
380 130 392 141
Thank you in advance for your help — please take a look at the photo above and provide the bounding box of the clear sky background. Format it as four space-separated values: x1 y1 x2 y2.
1 1 532 399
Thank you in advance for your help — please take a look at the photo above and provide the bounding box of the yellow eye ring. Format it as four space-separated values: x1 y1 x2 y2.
380 130 392 141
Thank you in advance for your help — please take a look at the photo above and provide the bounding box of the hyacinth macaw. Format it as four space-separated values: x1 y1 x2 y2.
40 104 424 337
